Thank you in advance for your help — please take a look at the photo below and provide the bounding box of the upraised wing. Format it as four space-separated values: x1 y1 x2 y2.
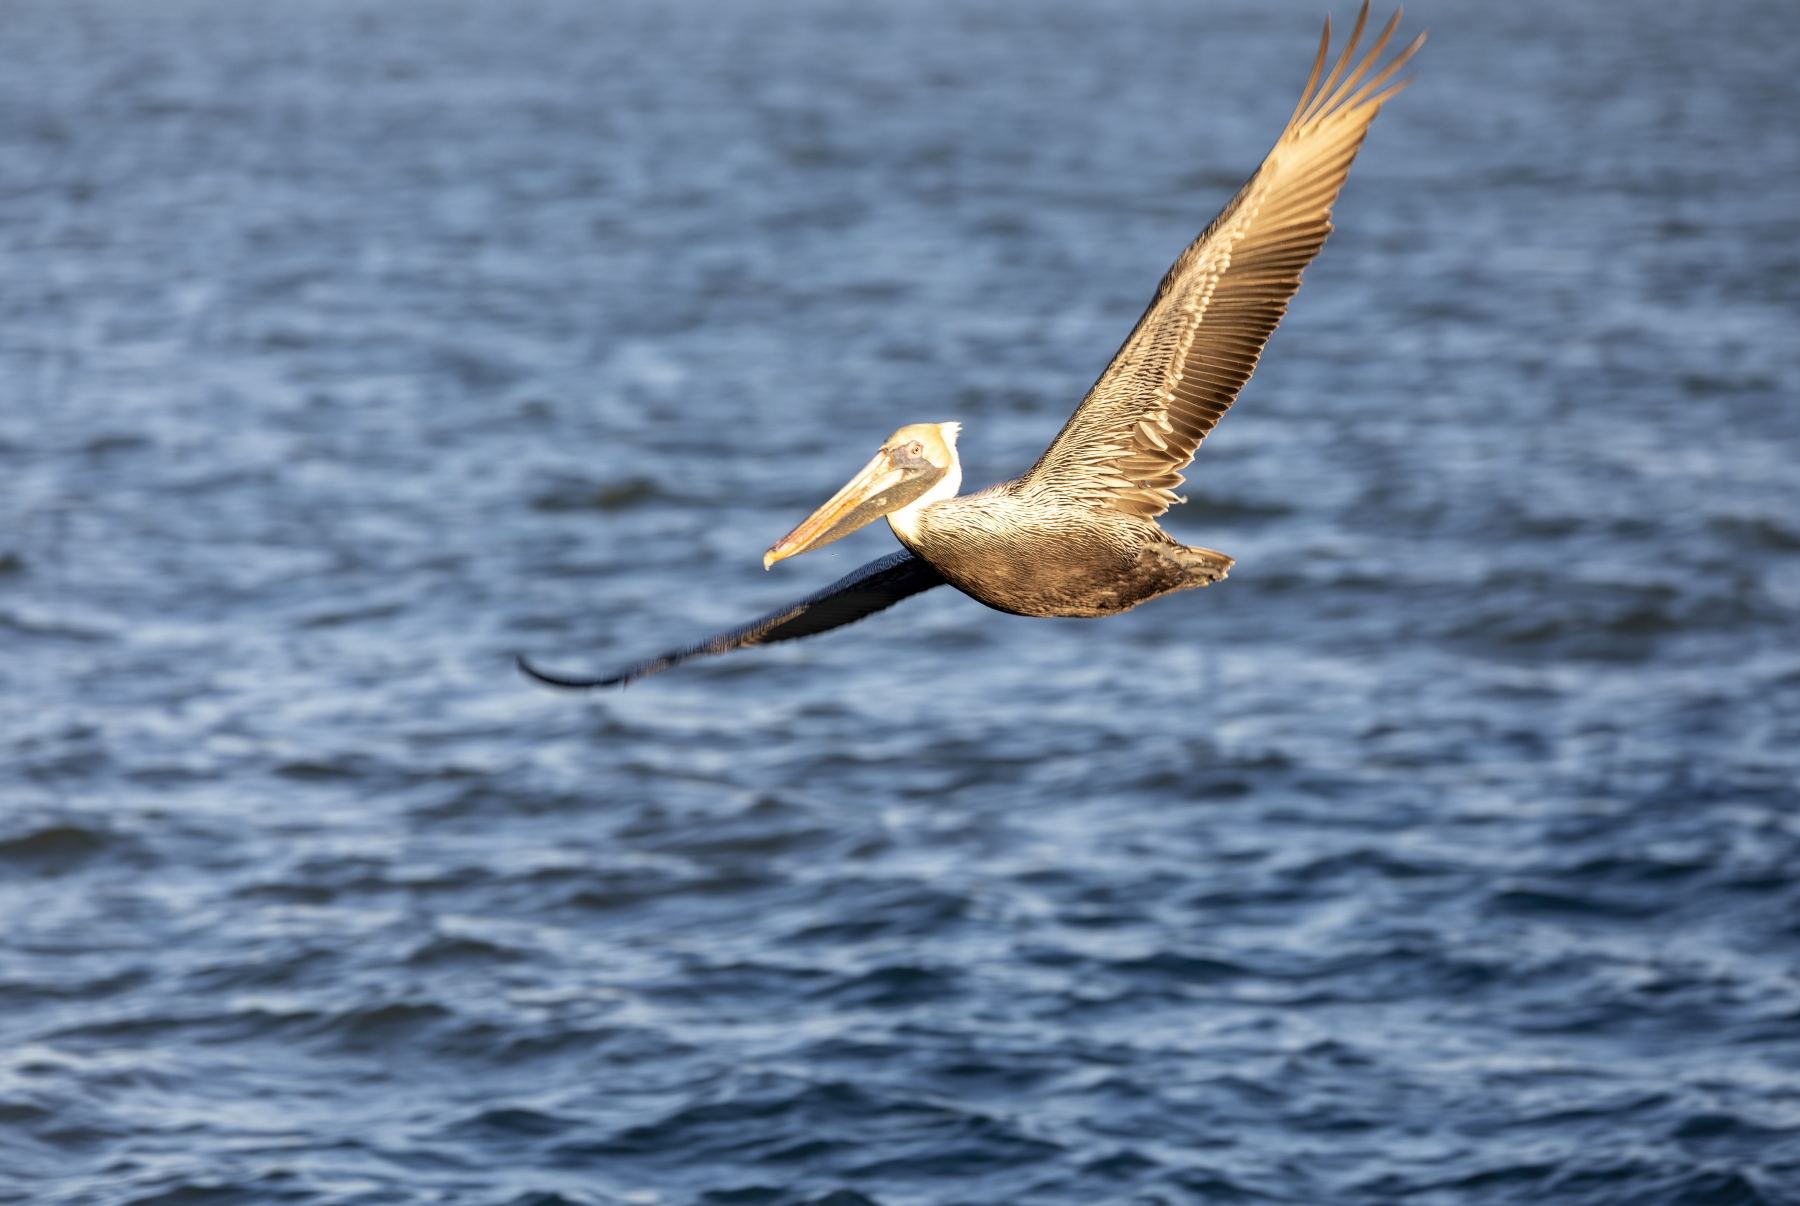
1023 3 1422 517
518 550 948 688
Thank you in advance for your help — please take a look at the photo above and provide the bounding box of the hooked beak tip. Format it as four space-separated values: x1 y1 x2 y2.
762 550 777 570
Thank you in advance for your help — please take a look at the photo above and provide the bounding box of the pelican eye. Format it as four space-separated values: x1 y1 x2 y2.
887 439 933 470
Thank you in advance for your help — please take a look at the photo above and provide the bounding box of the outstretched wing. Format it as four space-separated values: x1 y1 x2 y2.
518 549 948 688
1023 3 1422 518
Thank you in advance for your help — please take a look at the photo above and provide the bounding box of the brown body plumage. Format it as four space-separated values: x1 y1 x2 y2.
520 6 1420 688
899 483 1231 618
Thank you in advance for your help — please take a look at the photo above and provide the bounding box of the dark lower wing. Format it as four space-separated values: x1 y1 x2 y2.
518 549 949 689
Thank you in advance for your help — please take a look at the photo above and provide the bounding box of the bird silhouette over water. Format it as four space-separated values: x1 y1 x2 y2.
522 3 1422 689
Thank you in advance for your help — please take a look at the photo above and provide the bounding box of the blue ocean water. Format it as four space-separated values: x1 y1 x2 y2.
3 1 1799 1203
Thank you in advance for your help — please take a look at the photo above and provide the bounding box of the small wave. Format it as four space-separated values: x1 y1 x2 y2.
451 1106 581 1140
553 1081 1059 1182
404 934 528 967
1107 951 1248 985
0 823 109 873
532 474 661 513
1491 885 1671 920
819 965 960 1008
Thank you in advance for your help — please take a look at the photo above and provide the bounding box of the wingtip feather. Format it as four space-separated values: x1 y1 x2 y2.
1298 0 1370 127
516 653 628 690
1286 14 1334 129
1334 28 1424 116
1290 5 1420 134
1323 6 1402 110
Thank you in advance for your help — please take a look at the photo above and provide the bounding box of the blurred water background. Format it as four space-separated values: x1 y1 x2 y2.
4 1 1800 1202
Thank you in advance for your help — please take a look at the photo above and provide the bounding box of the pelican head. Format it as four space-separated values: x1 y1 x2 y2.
764 422 963 568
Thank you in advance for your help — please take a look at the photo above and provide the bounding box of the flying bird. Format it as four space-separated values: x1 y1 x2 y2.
521 4 1421 689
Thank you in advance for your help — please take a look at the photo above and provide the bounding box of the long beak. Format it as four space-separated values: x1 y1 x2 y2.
764 449 939 568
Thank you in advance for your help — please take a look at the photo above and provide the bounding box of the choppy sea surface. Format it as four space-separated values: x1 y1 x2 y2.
4 1 1800 1202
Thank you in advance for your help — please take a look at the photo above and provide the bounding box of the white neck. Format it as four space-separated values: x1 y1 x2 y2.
886 462 961 543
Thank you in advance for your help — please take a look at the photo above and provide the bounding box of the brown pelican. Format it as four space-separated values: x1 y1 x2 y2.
521 4 1421 689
